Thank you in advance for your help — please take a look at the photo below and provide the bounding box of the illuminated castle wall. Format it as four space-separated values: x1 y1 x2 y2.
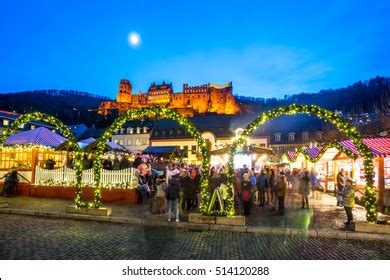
98 79 242 116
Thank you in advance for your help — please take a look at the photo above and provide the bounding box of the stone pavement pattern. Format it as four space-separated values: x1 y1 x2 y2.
3 190 389 230
0 214 389 259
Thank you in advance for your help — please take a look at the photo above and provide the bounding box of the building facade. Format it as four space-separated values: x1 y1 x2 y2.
98 79 242 117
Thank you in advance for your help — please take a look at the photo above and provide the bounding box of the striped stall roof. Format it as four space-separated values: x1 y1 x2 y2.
304 146 323 159
339 137 390 157
287 151 297 161
5 127 66 147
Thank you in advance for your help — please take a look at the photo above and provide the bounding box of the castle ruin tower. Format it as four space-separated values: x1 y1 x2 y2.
116 79 132 103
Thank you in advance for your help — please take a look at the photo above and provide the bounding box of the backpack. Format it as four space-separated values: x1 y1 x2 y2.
241 188 252 202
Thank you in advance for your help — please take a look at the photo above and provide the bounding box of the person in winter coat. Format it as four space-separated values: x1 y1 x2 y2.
193 168 202 208
336 169 346 206
181 172 195 211
256 170 268 206
1 168 18 197
342 179 355 226
241 173 253 215
166 174 181 222
276 172 287 215
299 171 310 209
153 175 167 214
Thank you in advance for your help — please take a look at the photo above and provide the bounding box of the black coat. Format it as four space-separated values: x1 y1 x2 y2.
166 177 181 201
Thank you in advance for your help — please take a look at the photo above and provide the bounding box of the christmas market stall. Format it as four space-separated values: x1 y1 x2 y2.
0 127 67 195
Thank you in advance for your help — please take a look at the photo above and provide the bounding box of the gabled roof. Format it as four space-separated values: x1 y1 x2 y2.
4 127 66 147
304 146 323 159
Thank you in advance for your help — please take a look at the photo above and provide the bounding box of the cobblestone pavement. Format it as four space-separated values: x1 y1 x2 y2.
2 190 389 230
0 214 389 259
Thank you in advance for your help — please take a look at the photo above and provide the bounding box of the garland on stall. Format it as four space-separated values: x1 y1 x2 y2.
281 141 357 163
0 112 86 208
91 107 212 213
37 179 136 189
227 104 377 223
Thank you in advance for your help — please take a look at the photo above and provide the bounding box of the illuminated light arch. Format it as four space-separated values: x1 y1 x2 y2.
91 107 211 213
0 112 86 207
227 105 377 222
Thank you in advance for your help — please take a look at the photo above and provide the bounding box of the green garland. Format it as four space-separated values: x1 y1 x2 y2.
281 141 357 163
91 107 211 213
227 104 377 223
0 112 86 208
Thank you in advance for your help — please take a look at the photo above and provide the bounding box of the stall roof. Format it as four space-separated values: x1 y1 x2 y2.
144 146 178 156
304 146 323 159
4 127 66 147
79 137 127 152
339 138 390 157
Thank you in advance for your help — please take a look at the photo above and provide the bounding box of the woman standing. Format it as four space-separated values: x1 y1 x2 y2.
342 179 355 226
299 171 310 209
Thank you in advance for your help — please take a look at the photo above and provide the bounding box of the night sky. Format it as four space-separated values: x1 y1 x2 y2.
0 0 389 98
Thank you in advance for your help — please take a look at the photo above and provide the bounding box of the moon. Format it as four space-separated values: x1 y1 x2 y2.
128 31 141 47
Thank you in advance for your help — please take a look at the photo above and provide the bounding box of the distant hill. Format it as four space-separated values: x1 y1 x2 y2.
236 76 390 116
0 89 116 127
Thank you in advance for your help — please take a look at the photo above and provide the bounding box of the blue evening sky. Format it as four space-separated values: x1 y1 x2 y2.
0 0 389 98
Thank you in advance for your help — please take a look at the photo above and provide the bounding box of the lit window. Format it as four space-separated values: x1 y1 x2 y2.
114 139 119 144
143 127 148 133
120 128 125 134
119 139 124 145
30 125 36 130
18 124 24 129
275 133 281 142
135 138 141 145
142 138 147 145
127 127 134 134
136 127 141 134
3 119 9 126
288 132 295 142
127 139 132 145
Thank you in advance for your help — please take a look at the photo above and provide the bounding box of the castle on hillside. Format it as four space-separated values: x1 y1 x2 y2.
97 79 242 116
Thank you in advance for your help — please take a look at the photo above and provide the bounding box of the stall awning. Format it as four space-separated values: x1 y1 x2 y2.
4 127 66 148
287 151 297 161
79 137 127 152
339 138 390 157
144 146 179 156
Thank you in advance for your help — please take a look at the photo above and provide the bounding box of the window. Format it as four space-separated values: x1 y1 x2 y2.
316 131 323 141
288 132 295 142
177 130 182 135
191 145 197 154
30 125 36 130
18 124 24 129
120 128 125 134
142 138 147 145
143 127 148 133
136 127 141 134
119 139 124 145
302 132 309 141
52 129 56 133
127 139 132 146
169 130 173 135
274 133 281 142
114 139 119 144
385 158 390 189
135 138 141 146
114 129 119 134
162 130 166 136
127 127 133 134
3 119 9 126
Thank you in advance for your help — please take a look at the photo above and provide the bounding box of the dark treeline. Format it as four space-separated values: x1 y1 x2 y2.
0 89 116 127
236 76 390 116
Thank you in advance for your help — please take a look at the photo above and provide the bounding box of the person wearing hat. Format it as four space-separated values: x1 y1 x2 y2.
342 178 356 226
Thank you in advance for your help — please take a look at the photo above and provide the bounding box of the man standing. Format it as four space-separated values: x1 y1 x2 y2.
336 168 346 206
166 174 181 222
